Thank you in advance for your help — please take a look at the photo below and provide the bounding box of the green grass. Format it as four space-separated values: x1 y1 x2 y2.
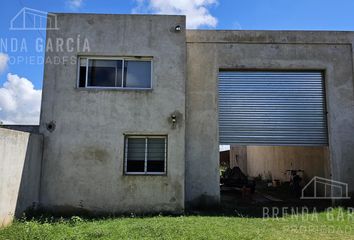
1 208 354 240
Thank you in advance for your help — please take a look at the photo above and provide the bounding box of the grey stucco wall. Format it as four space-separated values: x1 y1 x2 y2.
186 30 354 207
0 128 43 228
40 14 186 214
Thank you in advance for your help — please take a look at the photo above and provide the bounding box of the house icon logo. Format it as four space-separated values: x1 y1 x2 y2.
10 7 58 30
301 176 351 200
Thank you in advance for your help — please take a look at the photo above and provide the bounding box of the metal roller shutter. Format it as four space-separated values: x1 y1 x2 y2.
218 71 328 146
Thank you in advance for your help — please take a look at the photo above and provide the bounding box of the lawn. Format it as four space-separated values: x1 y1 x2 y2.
1 208 354 240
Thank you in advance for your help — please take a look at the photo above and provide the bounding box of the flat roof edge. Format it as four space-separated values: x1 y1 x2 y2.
186 30 354 44
48 12 186 18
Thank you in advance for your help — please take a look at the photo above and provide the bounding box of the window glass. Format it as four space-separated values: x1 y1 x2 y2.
87 59 122 87
126 138 145 173
124 61 151 88
78 58 152 89
125 136 166 174
147 138 165 172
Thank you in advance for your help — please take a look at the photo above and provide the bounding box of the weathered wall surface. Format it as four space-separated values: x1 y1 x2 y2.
186 30 354 207
186 41 220 208
230 146 330 182
40 14 186 214
0 128 43 228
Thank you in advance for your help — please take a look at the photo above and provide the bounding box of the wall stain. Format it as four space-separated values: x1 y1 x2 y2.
71 147 110 163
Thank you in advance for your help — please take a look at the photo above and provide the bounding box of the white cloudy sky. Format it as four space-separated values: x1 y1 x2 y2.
133 0 218 28
0 53 38 124
0 68 42 124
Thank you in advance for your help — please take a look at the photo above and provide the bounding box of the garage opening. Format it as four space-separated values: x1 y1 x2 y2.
218 71 330 210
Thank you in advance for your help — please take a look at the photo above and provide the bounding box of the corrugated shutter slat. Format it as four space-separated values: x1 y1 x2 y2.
218 71 328 146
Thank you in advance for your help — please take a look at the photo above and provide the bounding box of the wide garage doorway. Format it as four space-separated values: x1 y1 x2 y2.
218 70 330 208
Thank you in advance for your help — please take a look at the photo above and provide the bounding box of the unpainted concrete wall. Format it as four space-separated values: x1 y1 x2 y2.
40 14 186 214
186 30 354 207
0 128 43 228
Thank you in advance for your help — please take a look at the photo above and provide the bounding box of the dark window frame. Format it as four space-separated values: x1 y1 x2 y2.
77 56 153 90
124 135 168 175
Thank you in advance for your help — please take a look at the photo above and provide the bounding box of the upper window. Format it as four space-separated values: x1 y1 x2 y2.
78 57 152 89
124 135 167 175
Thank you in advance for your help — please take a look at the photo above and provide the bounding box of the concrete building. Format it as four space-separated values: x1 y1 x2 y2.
1 14 354 223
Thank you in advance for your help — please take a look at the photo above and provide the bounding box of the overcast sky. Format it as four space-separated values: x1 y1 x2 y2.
0 0 354 124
